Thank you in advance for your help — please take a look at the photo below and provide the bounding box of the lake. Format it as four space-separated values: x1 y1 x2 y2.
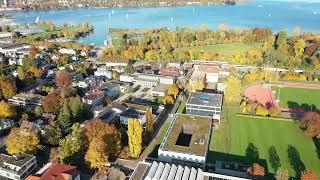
8 0 320 46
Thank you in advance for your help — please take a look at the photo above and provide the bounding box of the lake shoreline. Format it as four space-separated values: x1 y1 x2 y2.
1 0 250 12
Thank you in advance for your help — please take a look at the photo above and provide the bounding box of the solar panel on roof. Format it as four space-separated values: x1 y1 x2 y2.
167 164 177 180
182 166 190 180
196 168 204 180
145 161 158 180
153 162 164 180
189 168 197 180
174 165 184 180
160 163 171 180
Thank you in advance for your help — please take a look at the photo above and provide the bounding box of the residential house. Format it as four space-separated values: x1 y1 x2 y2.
0 153 37 180
151 84 169 97
105 59 128 67
167 61 181 69
77 76 99 90
82 90 104 106
8 93 43 108
27 163 80 180
98 82 121 99
58 48 77 55
94 66 112 79
0 118 14 132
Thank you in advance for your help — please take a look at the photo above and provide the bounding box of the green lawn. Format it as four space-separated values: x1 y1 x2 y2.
176 42 262 55
273 87 320 110
148 119 171 158
209 110 320 177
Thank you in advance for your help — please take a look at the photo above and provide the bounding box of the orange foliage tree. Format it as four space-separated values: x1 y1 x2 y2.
247 163 265 178
300 111 320 138
301 170 318 180
42 92 62 113
55 70 72 87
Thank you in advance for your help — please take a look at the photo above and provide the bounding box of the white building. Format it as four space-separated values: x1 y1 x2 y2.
120 74 135 83
158 114 212 168
58 48 77 55
0 153 37 180
186 92 223 122
82 90 104 106
94 66 112 79
98 82 121 99
8 93 43 108
130 161 250 180
77 76 98 90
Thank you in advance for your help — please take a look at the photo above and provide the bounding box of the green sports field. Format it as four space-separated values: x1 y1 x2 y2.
209 111 320 177
273 87 320 110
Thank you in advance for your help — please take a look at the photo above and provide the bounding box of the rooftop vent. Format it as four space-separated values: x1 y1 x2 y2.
199 139 205 145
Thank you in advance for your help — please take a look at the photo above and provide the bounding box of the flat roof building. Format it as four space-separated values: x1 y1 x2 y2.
158 114 212 168
0 153 37 180
129 161 250 180
186 92 223 122
8 93 43 108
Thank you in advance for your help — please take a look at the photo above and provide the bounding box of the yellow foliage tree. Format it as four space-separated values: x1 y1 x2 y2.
255 105 269 117
167 84 179 99
6 128 40 155
127 118 143 158
224 76 242 104
0 101 16 118
162 95 174 105
85 138 108 169
146 108 154 134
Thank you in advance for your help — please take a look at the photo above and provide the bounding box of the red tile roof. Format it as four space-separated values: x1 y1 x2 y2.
27 164 80 180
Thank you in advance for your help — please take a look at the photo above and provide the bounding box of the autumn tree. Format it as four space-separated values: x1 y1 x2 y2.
294 39 306 57
300 111 320 138
275 168 289 180
162 95 174 105
6 128 40 155
167 84 179 99
247 163 265 178
58 123 83 165
55 70 72 87
0 101 16 118
42 92 61 113
84 120 121 153
127 118 143 158
301 170 318 180
224 76 242 104
255 105 269 117
29 46 39 58
146 108 154 134
57 99 72 134
0 79 17 99
85 138 108 169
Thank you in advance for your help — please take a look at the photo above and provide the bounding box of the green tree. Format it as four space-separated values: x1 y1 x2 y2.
224 76 242 104
43 122 62 146
127 118 143 158
146 108 154 134
34 106 43 117
268 146 281 171
69 96 83 120
57 99 72 134
276 30 288 50
58 123 83 165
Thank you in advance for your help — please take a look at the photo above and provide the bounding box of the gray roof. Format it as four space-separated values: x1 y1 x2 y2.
130 161 250 180
187 92 222 107
0 154 36 175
